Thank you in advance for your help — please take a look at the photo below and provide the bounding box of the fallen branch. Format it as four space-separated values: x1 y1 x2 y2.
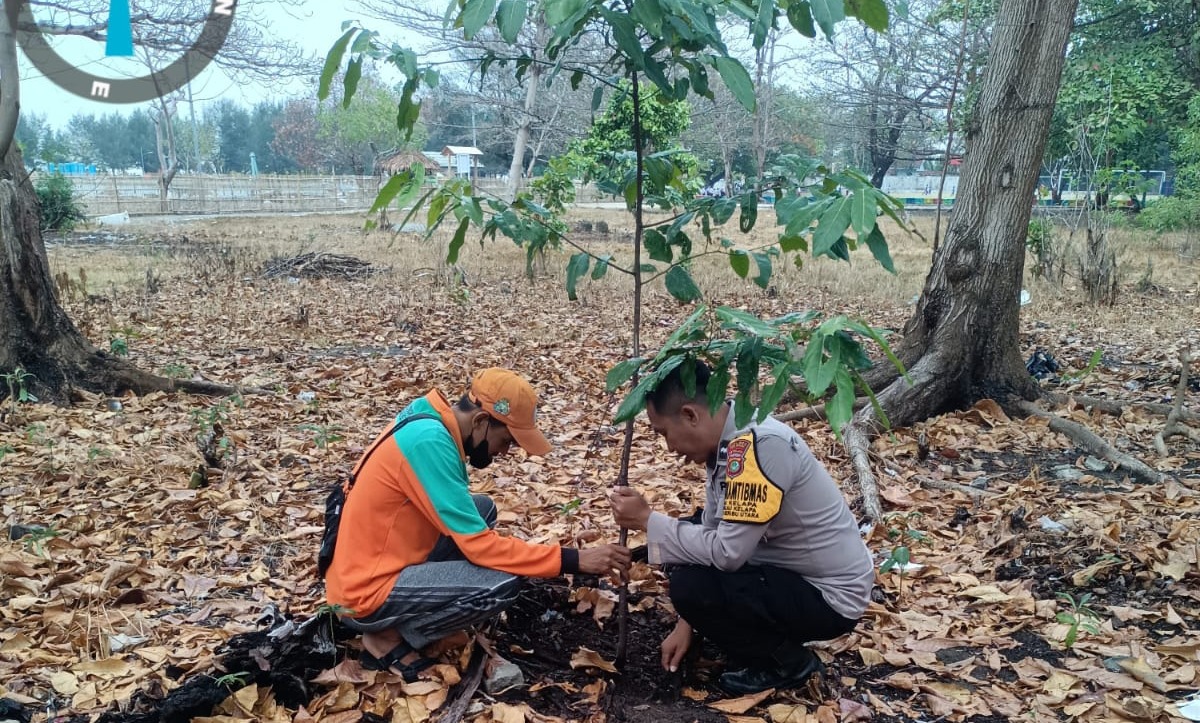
917 475 999 498
1015 400 1167 484
843 421 883 521
1154 345 1200 457
435 644 488 723
1045 392 1200 425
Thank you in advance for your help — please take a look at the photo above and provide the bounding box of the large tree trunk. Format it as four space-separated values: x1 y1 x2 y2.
0 144 233 402
868 0 1079 429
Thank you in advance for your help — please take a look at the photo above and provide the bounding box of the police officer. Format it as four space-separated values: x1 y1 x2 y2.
608 361 874 695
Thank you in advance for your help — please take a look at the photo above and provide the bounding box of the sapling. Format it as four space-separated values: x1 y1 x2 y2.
1055 591 1102 648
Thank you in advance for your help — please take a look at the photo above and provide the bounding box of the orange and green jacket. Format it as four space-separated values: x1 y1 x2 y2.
325 390 578 618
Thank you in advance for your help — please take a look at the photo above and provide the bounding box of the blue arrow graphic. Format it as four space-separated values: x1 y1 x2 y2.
106 0 134 56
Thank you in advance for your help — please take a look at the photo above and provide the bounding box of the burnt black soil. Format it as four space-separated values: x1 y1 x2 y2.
75 613 354 723
496 577 728 723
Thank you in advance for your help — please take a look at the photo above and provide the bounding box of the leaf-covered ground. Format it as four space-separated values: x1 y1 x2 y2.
2 212 1199 723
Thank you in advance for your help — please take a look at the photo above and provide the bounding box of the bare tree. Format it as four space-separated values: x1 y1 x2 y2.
808 0 989 186
354 0 605 197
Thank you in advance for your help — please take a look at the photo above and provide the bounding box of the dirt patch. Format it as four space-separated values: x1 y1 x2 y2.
496 578 727 723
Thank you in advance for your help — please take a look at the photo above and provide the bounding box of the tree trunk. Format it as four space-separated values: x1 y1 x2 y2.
868 0 1079 428
506 63 541 200
0 144 231 402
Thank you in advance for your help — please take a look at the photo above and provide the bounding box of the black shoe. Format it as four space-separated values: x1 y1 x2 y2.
717 648 824 695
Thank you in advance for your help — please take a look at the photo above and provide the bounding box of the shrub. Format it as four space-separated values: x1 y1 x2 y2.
34 173 86 231
1137 196 1200 234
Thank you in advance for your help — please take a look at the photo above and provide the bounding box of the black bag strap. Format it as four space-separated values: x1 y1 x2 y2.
347 413 440 490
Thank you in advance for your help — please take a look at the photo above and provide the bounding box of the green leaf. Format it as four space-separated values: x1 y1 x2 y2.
591 86 604 112
602 7 645 69
645 229 673 263
591 253 612 280
716 306 777 337
786 0 816 37
566 252 590 301
751 251 772 289
808 0 845 37
848 0 889 32
462 0 499 39
753 0 774 49
614 354 686 423
496 0 527 43
664 265 703 303
630 0 664 35
739 193 758 232
712 196 738 224
827 369 855 437
342 57 363 109
319 28 357 101
706 363 730 415
850 188 877 238
606 357 645 392
713 56 755 112
757 364 792 422
368 167 424 214
447 217 470 264
812 195 852 257
729 249 750 278
863 225 895 273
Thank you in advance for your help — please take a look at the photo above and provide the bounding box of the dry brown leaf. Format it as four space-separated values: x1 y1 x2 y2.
838 698 873 721
1115 657 1169 693
920 681 972 705
72 658 130 678
1164 663 1195 684
1153 555 1191 581
389 696 430 723
0 634 32 652
708 687 774 714
311 660 371 686
568 647 617 673
766 703 807 723
491 702 527 723
49 671 79 695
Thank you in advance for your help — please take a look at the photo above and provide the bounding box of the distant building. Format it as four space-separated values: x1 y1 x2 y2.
440 145 484 178
45 162 98 176
375 149 445 177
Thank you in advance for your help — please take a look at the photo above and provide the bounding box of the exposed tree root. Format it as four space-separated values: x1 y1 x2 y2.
844 421 883 522
1015 400 1167 485
1044 392 1200 425
79 353 272 399
1154 345 1200 457
776 398 868 423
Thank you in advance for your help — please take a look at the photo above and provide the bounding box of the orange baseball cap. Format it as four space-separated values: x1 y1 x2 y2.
468 368 552 457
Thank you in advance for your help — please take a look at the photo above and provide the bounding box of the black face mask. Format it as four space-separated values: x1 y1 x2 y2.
464 418 493 469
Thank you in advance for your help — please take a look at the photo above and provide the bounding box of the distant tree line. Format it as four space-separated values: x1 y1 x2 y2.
17 76 424 176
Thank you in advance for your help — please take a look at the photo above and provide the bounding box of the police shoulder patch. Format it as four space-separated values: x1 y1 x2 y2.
720 431 783 524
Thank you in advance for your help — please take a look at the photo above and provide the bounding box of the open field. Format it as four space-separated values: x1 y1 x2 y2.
2 208 1199 723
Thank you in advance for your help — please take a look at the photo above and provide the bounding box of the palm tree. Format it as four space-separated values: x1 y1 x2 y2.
106 0 134 56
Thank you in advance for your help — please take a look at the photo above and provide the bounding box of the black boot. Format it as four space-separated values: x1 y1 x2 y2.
717 646 823 695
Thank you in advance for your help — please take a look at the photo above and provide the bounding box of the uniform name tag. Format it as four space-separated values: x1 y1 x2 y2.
721 432 783 523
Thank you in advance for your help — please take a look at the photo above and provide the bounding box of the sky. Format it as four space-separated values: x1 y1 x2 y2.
19 1 392 128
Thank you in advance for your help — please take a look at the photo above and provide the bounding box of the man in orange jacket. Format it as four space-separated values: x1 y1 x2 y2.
326 368 630 680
